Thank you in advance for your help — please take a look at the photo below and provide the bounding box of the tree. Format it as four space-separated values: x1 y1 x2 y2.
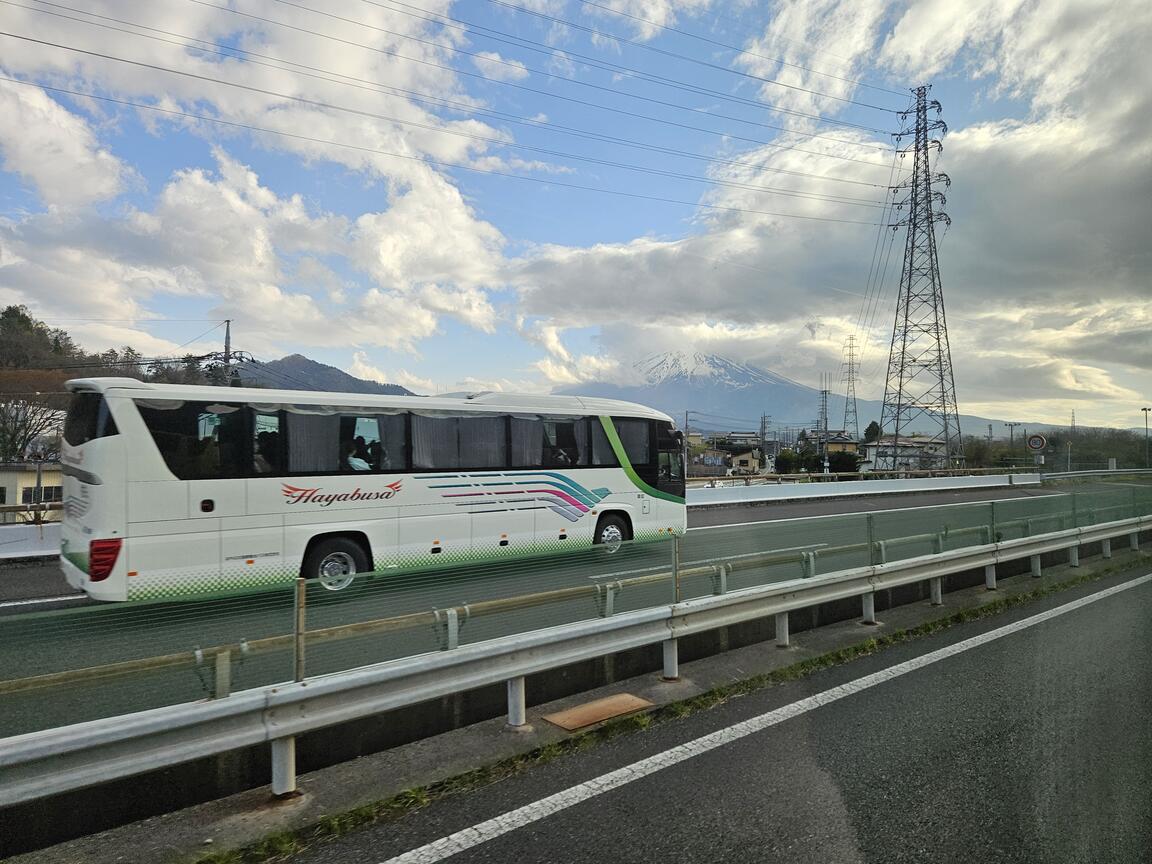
863 421 880 442
0 370 68 462
827 450 861 473
774 448 800 474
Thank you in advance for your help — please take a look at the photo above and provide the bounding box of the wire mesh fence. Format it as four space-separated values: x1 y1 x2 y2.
3 482 1151 737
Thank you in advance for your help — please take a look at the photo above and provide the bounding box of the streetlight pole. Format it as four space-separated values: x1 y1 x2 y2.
1005 422 1020 466
1143 407 1150 468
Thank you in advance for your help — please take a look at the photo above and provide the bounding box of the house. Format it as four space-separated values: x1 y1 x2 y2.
729 448 762 474
0 461 63 524
825 433 859 454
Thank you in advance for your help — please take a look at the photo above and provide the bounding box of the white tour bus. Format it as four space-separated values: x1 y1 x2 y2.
59 378 686 602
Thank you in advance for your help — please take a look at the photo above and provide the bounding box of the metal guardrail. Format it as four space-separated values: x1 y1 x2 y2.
0 513 1147 808
0 511 1079 696
1041 469 1152 480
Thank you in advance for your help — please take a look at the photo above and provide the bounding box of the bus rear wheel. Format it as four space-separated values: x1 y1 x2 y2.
303 537 369 591
593 514 631 551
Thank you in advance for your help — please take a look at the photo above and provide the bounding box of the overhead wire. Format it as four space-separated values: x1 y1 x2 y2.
358 0 901 115
0 17 889 207
12 0 895 190
571 0 907 97
465 0 903 111
181 0 896 158
0 75 887 226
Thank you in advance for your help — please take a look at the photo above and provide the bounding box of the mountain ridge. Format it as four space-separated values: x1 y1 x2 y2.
237 354 414 396
560 351 1067 437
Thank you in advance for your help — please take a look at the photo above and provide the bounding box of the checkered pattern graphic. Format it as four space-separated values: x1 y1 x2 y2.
122 523 680 600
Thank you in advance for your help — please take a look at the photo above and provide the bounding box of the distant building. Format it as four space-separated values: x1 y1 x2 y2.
0 461 63 524
729 448 761 474
825 433 859 455
859 436 947 472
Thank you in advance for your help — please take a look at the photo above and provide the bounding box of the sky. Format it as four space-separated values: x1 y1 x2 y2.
0 0 1148 428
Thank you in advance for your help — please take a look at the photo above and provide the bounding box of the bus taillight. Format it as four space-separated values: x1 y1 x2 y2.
89 539 122 582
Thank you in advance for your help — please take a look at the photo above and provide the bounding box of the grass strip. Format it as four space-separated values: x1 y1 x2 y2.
195 553 1150 864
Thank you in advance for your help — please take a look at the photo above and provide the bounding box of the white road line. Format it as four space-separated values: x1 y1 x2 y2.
381 573 1152 864
0 595 86 609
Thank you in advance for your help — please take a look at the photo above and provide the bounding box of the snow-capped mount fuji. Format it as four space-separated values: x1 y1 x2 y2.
561 351 1052 438
560 352 842 429
635 352 810 392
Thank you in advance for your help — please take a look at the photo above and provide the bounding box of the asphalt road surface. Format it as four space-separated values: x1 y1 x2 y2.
287 566 1152 864
0 484 1069 605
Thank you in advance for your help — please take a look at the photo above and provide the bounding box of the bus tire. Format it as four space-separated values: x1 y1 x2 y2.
593 513 631 550
302 537 369 592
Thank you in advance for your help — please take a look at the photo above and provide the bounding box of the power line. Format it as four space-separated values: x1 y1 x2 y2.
273 0 894 134
184 0 896 154
360 0 901 115
0 30 894 208
0 75 885 226
15 0 898 180
170 321 227 353
571 0 907 97
474 0 903 111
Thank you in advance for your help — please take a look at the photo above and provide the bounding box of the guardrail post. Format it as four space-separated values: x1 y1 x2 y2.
673 535 682 603
929 577 943 606
1068 545 1080 567
867 513 877 563
989 501 997 542
1023 519 1032 538
874 540 888 565
775 612 790 648
711 563 728 596
1030 555 1042 578
1131 532 1141 552
801 551 817 578
293 577 307 682
1102 538 1112 559
861 592 877 625
213 650 231 699
662 639 679 681
271 737 297 797
984 563 997 590
505 676 532 731
435 608 461 649
932 533 945 554
596 582 620 617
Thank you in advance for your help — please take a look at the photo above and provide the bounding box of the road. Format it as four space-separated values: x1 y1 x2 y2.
0 484 1069 605
0 481 1134 737
288 567 1152 864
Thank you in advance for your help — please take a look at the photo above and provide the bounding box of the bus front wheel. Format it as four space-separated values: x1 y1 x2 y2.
303 537 369 591
593 514 631 551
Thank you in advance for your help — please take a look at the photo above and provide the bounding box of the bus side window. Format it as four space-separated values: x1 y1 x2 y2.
543 420 586 467
252 412 283 475
589 417 618 467
375 413 408 471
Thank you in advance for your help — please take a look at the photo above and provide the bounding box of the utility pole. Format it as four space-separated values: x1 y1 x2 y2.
1142 407 1150 468
1005 422 1020 465
986 424 993 445
877 85 962 470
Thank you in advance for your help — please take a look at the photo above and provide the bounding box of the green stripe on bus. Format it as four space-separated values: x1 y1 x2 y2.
598 416 685 504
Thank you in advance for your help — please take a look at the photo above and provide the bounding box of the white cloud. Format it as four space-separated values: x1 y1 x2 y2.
585 0 717 41
0 80 134 208
471 51 530 81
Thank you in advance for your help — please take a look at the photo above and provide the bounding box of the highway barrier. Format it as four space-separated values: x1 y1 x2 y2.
1 482 1150 808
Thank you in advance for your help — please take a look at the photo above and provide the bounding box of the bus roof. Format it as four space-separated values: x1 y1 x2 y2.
65 378 674 423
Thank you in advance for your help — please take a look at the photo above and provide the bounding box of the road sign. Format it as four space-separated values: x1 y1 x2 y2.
1026 434 1047 451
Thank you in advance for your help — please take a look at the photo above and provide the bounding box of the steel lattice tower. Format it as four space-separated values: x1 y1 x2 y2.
841 335 860 440
877 85 963 470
